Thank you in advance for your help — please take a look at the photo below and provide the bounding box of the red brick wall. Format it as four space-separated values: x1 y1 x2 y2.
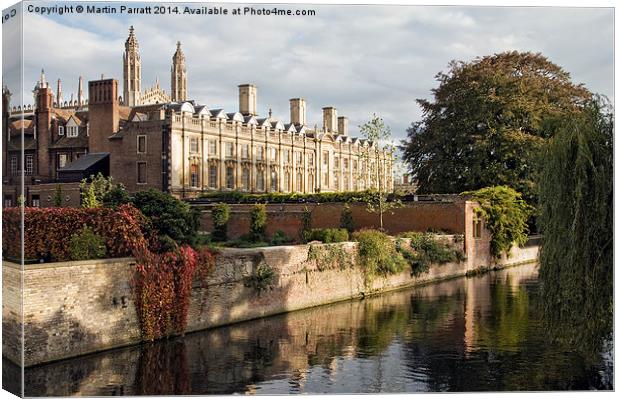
198 200 467 242
2 183 81 208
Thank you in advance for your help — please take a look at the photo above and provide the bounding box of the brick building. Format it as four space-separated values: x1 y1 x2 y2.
2 26 393 206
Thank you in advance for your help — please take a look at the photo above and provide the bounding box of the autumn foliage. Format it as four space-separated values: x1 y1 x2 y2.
2 204 150 261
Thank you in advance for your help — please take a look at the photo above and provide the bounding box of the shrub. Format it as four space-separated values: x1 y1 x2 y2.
270 230 293 246
198 189 392 204
131 189 200 246
249 204 267 242
244 262 276 293
2 204 149 262
68 226 107 261
53 184 63 207
340 204 355 233
211 203 230 242
102 185 132 208
463 186 533 258
353 229 407 281
396 232 465 276
304 228 349 243
300 206 312 241
80 173 119 208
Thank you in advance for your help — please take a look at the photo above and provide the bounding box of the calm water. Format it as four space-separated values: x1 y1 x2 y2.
5 263 614 395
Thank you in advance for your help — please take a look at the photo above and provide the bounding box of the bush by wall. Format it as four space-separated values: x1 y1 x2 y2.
2 204 149 262
304 228 349 244
198 189 398 204
249 204 267 242
211 203 231 242
340 204 355 233
68 226 107 261
353 229 407 284
396 232 465 276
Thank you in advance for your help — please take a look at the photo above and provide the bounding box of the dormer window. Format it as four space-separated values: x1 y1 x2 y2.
58 126 64 135
67 126 78 138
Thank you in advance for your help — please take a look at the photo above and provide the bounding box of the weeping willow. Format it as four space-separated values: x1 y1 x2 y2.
538 96 613 349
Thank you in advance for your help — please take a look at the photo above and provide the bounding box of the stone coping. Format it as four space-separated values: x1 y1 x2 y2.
2 257 136 271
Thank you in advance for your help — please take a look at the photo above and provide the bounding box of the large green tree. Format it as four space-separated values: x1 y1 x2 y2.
401 51 591 203
538 96 613 349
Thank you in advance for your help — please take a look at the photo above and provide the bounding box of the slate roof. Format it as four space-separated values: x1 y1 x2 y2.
58 152 109 171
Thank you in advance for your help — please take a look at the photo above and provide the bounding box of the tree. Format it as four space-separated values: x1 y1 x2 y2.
358 114 400 230
131 189 200 246
53 184 63 207
401 51 592 204
537 97 613 349
80 173 119 208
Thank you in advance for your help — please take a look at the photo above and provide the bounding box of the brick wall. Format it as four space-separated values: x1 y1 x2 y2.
2 239 537 367
2 182 81 208
198 200 468 242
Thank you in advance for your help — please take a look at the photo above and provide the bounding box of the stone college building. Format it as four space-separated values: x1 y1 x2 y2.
2 27 393 206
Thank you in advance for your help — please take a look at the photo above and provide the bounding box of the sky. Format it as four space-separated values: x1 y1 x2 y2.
2 1 615 142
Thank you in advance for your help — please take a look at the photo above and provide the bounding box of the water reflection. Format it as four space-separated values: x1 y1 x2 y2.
9 263 613 395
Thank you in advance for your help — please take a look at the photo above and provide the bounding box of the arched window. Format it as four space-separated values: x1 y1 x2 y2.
270 170 278 192
296 172 303 192
242 168 250 191
256 170 265 191
284 171 290 192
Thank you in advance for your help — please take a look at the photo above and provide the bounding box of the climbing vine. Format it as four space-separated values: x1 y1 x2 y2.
307 243 356 271
463 186 532 258
244 261 276 293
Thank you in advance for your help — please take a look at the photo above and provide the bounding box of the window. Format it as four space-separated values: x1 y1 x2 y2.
58 154 68 168
67 125 78 138
137 135 147 154
190 164 199 187
4 196 12 208
208 140 217 155
256 170 265 191
209 165 218 188
242 168 250 190
296 172 303 192
256 146 264 161
226 167 234 189
334 157 340 169
269 147 277 162
241 144 249 159
344 158 349 170
10 155 18 176
31 195 40 208
137 162 147 184
225 142 234 158
270 170 278 191
295 151 303 164
333 172 340 190
283 150 290 164
308 152 314 166
284 170 290 192
323 151 329 166
308 174 314 192
473 217 483 239
58 126 64 136
189 137 199 154
25 154 33 175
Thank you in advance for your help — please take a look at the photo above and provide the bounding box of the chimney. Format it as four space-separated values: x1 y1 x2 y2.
338 116 348 136
289 98 306 126
238 84 257 116
56 79 63 107
36 86 53 176
88 79 119 153
322 106 337 133
77 76 84 106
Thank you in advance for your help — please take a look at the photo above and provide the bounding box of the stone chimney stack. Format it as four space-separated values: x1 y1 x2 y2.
88 78 119 153
238 84 257 116
56 79 63 107
322 106 337 133
289 98 306 126
338 116 348 136
77 76 84 106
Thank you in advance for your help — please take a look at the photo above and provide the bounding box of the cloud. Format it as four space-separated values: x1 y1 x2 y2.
10 3 614 141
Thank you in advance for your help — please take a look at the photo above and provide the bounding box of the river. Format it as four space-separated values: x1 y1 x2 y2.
3 262 613 395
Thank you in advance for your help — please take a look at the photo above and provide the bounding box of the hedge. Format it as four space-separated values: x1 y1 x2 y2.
2 204 150 262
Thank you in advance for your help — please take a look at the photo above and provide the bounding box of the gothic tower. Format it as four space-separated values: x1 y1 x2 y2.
170 41 187 102
123 26 141 106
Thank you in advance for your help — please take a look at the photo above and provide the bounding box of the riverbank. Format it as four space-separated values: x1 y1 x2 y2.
2 240 538 366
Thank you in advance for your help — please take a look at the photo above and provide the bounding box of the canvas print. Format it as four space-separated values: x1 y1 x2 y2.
1 1 614 396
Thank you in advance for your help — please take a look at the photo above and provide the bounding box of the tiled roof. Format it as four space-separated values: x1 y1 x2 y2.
49 135 89 149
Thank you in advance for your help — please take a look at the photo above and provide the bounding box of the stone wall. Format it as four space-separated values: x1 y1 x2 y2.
2 240 538 367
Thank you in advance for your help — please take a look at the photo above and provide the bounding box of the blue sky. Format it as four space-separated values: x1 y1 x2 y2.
2 1 614 141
